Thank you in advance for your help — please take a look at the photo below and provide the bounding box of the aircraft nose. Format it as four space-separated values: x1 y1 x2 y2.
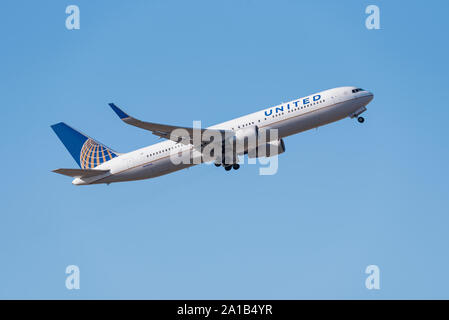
366 91 374 103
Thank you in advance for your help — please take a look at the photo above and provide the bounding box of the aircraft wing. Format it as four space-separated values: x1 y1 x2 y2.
109 103 232 145
52 168 110 178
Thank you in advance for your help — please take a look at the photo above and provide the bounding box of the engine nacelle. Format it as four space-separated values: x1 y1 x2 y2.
248 138 286 158
233 126 259 154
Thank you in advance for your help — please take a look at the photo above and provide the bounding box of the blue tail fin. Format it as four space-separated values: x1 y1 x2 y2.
51 122 119 169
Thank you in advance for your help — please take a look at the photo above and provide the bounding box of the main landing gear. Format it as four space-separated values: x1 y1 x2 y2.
216 163 240 171
357 116 365 123
224 164 240 171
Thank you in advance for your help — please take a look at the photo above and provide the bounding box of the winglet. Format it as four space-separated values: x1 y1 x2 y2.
109 103 131 120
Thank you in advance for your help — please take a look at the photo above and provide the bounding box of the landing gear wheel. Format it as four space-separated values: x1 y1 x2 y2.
224 165 232 171
214 163 221 167
233 164 240 170
357 116 365 123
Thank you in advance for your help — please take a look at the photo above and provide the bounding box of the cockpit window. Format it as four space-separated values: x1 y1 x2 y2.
352 88 365 93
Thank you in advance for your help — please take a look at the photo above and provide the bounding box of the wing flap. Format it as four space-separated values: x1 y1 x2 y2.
52 168 110 178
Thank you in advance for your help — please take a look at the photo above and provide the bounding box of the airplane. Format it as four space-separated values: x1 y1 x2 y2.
51 86 374 185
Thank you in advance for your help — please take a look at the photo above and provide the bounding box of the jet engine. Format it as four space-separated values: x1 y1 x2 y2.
248 138 286 158
233 126 259 154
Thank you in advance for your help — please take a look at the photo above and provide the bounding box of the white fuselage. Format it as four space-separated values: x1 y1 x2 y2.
73 86 373 185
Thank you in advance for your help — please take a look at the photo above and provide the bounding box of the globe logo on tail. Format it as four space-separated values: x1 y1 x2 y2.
80 139 117 169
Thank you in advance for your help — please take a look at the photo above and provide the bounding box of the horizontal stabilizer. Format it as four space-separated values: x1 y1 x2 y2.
52 168 110 179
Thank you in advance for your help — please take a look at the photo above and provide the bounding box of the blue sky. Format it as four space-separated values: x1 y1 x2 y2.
0 0 448 299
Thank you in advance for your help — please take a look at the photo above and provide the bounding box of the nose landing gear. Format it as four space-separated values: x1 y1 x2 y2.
357 116 365 123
